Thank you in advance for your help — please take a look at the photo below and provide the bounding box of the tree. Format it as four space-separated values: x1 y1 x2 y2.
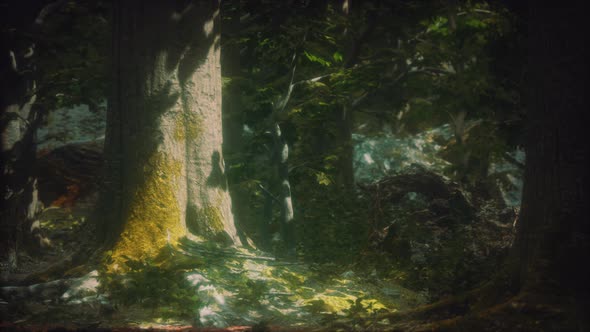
0 0 64 257
509 2 589 328
100 0 241 269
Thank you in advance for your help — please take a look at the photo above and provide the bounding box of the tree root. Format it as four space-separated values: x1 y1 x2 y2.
380 285 577 331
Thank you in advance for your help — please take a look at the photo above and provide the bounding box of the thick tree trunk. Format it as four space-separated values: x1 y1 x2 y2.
102 0 240 268
511 2 589 329
221 3 250 246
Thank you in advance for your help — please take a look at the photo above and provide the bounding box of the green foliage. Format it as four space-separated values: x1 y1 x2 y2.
343 297 379 318
35 0 109 112
363 186 505 301
304 51 332 67
221 0 523 279
234 277 269 306
99 256 200 319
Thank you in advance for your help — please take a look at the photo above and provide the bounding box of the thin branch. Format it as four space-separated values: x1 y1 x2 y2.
457 9 494 16
34 0 68 25
275 31 308 114
292 73 334 87
351 91 369 108
170 3 195 22
257 183 281 203
503 152 525 170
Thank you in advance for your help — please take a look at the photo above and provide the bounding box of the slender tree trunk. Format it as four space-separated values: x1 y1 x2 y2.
272 123 295 254
336 1 377 190
337 104 355 189
269 44 301 255
0 16 44 258
511 2 589 329
101 0 240 268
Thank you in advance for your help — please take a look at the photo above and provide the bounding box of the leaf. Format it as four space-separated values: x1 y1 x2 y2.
304 51 332 67
315 172 332 186
332 51 343 62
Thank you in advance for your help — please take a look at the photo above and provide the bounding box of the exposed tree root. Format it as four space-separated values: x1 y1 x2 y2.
383 288 577 331
19 243 99 285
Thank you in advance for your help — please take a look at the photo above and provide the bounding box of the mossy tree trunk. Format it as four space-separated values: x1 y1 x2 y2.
510 2 589 329
101 0 240 268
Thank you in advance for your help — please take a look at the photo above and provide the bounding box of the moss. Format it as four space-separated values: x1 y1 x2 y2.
173 111 203 142
186 204 231 244
110 151 185 270
306 293 357 313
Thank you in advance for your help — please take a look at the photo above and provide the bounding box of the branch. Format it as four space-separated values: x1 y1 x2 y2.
257 183 281 203
351 91 369 108
502 152 525 170
411 66 455 75
170 3 195 22
457 9 494 16
34 0 68 25
275 32 308 113
292 73 334 87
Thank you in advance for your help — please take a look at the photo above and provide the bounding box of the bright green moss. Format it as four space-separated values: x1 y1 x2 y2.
303 293 387 314
306 293 357 313
110 151 185 270
202 205 225 233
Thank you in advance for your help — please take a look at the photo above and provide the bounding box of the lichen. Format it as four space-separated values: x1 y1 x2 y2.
173 111 203 142
109 151 185 270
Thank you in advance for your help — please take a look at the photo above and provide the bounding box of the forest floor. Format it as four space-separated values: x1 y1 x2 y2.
1 148 559 331
0 200 579 332
1 200 429 331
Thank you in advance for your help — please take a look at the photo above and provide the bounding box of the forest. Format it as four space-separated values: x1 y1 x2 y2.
0 1 588 331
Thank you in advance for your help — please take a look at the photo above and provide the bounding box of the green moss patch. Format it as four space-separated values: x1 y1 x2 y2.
110 151 185 270
186 204 232 244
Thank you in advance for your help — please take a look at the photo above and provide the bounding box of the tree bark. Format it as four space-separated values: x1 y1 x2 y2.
336 2 377 190
0 2 47 257
101 0 240 268
221 2 251 246
272 123 295 254
511 2 589 329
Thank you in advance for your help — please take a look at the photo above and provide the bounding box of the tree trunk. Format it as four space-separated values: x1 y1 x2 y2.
0 18 43 258
221 2 250 246
337 104 355 189
101 0 240 268
336 2 377 190
511 2 589 329
272 123 295 254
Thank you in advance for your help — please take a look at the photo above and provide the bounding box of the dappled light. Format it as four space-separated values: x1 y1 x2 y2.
1 1 588 331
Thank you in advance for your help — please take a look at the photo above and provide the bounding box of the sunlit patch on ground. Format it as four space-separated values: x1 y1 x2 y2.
139 242 426 328
1 240 426 329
